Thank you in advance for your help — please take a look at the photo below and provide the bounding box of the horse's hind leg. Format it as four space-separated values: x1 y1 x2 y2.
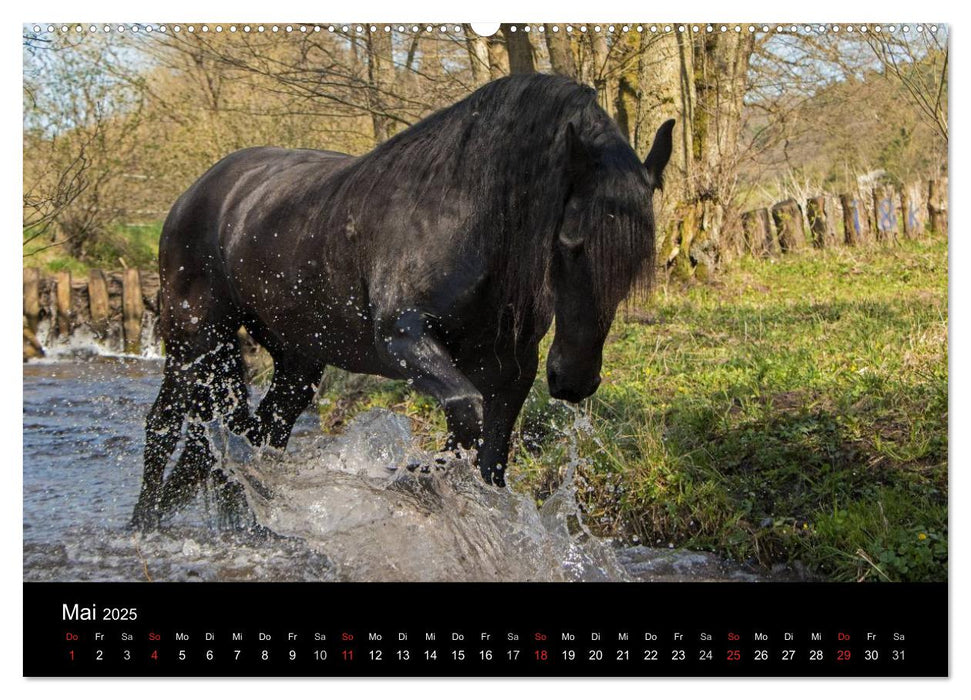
132 360 190 530
158 334 255 517
157 421 214 515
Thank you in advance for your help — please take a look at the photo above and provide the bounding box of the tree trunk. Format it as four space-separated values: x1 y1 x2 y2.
633 30 689 232
367 29 396 143
690 30 754 202
545 25 576 78
501 25 535 74
463 25 491 87
487 35 508 79
674 30 697 196
614 31 640 144
589 32 615 118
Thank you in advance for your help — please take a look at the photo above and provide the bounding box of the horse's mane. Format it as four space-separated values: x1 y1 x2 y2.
319 73 656 331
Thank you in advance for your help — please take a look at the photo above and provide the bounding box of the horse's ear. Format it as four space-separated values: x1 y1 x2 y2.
644 119 675 191
565 122 594 182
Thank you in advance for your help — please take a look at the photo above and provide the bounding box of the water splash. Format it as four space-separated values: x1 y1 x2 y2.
213 408 630 582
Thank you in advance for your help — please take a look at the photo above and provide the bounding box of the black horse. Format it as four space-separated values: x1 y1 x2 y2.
132 74 673 529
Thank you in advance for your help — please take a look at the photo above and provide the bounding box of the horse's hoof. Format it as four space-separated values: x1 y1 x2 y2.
130 509 161 532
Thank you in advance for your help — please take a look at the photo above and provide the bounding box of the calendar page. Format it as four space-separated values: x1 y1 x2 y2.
21 19 948 678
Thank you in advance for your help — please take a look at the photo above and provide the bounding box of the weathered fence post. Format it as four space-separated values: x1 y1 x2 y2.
55 270 72 339
839 194 868 245
872 185 899 243
806 196 838 248
23 326 44 361
88 269 110 338
23 267 40 335
928 178 948 234
122 268 144 355
743 208 778 256
771 199 806 252
903 182 926 239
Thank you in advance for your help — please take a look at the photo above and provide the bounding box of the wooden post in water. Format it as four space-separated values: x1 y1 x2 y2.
806 196 837 248
55 270 72 339
928 178 948 234
23 267 40 335
23 326 44 361
88 269 110 338
872 185 899 243
903 182 926 239
122 268 144 355
771 199 805 252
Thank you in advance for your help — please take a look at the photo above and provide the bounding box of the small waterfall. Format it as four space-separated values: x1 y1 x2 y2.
138 311 162 359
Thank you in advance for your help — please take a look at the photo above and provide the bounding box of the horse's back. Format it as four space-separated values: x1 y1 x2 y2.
163 146 351 235
157 147 353 344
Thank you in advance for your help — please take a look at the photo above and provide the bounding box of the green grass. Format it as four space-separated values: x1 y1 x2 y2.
23 221 162 274
316 233 948 582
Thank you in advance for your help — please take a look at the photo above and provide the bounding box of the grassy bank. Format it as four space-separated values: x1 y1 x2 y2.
317 234 948 582
23 222 162 275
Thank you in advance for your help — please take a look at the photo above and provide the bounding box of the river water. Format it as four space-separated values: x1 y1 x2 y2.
23 355 765 583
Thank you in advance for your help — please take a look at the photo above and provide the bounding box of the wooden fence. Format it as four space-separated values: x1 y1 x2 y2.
661 177 948 279
23 267 160 360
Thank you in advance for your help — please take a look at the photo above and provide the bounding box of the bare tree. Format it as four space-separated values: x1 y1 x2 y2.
23 33 146 259
863 25 948 143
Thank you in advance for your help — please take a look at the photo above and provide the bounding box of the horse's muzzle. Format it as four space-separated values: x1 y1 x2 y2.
547 367 601 403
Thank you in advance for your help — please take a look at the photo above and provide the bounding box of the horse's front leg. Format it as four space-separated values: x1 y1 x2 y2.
478 352 539 487
252 355 325 449
379 311 483 456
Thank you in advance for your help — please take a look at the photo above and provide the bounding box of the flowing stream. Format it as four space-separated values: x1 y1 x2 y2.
23 354 764 583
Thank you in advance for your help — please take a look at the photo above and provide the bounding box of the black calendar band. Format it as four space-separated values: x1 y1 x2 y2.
24 581 947 677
